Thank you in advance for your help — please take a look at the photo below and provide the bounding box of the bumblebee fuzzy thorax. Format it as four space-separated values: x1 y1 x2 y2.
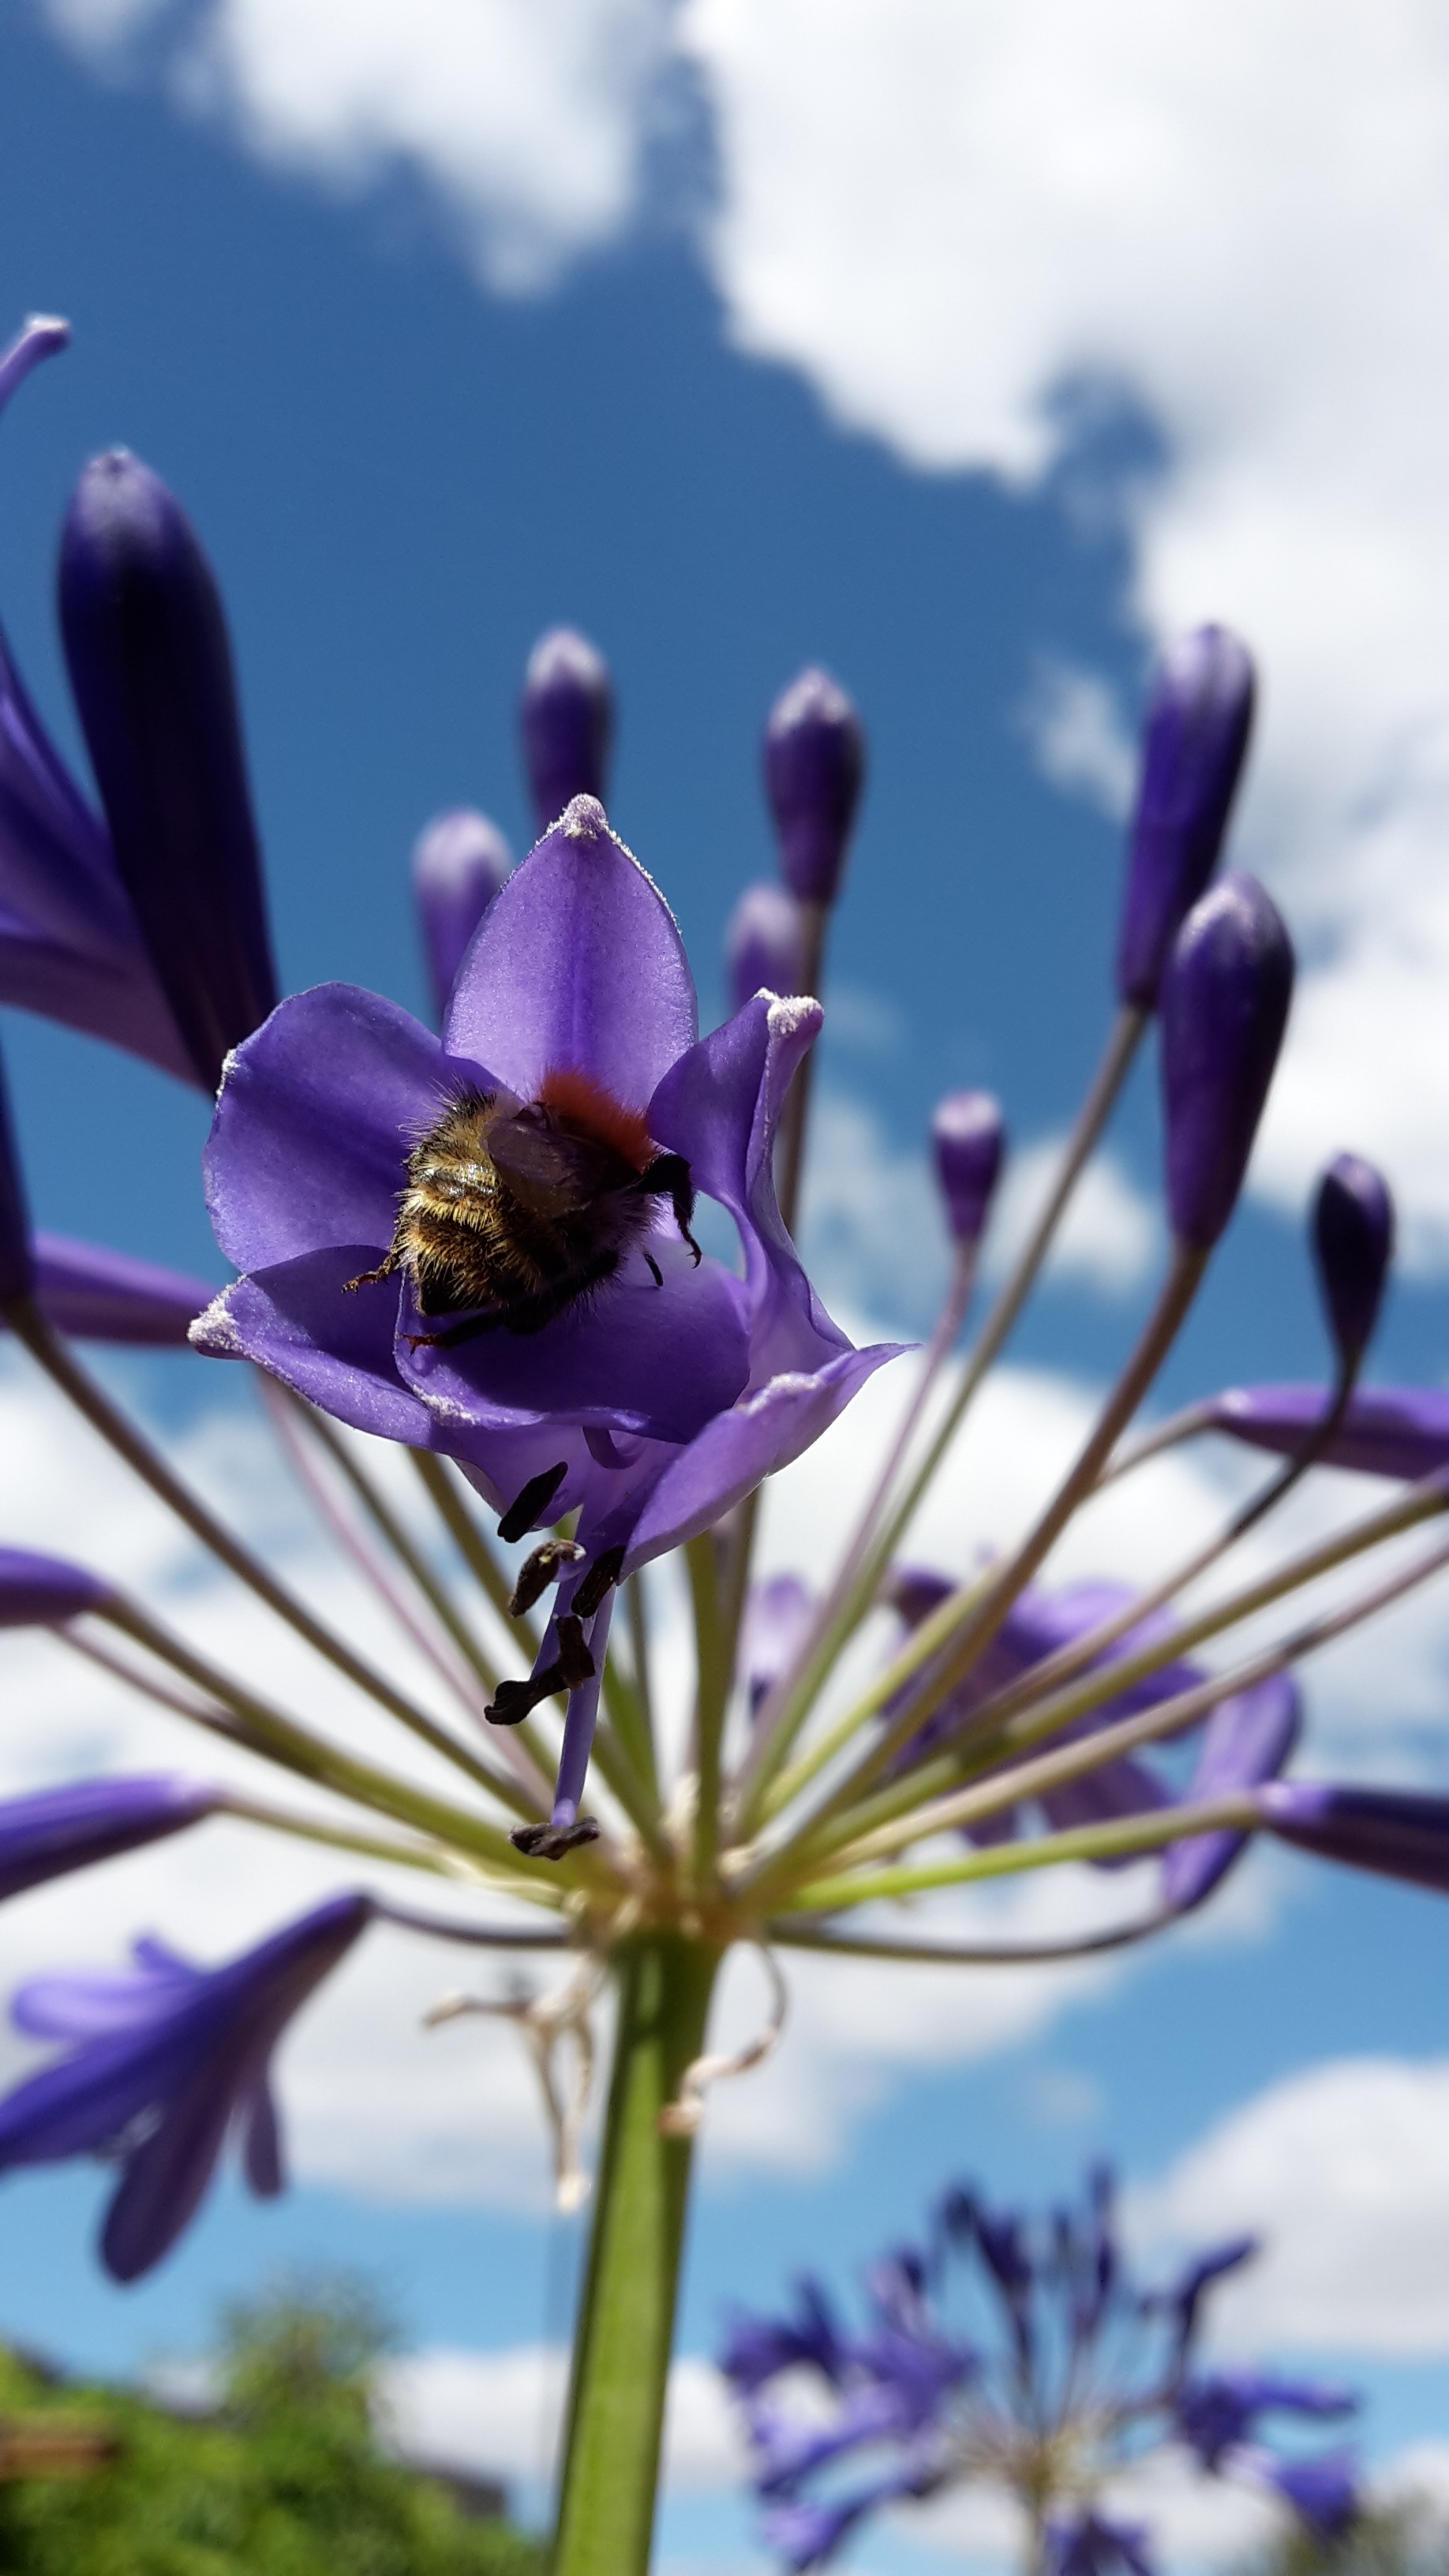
349 1071 700 1344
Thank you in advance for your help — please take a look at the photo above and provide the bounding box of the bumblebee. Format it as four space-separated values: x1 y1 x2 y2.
347 1068 701 1346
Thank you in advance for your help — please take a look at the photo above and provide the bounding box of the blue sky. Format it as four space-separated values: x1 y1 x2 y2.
5 6 1449 2571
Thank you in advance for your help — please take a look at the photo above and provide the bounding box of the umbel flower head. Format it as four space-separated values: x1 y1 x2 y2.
722 2166 1358 2573
8 316 1449 2576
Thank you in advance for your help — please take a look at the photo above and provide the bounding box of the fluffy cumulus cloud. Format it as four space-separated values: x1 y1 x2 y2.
676 0 1449 1264
39 0 678 290
1134 2055 1449 2355
37 0 1449 1250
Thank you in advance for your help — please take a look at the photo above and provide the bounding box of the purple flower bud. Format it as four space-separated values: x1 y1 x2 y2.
1259 1780 1449 1894
0 1546 110 1626
1312 1152 1394 1368
1159 873 1294 1249
1117 626 1255 1009
727 883 807 1013
28 1233 215 1346
520 628 612 830
411 807 512 1020
763 668 865 907
930 1091 1005 1249
0 1046 32 1305
58 450 278 1094
0 1776 217 1903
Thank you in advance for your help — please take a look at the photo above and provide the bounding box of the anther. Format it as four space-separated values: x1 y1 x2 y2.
556 1613 594 1689
510 1818 601 1861
484 1615 596 1726
498 1462 568 1544
572 1544 626 1622
510 1540 586 1619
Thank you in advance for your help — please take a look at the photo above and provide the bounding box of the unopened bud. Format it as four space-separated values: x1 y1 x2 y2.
1312 1152 1394 1370
726 883 806 1012
763 667 864 906
1160 873 1294 1249
412 808 512 1020
930 1091 1005 1249
59 450 277 1092
1117 625 1255 1010
521 628 612 829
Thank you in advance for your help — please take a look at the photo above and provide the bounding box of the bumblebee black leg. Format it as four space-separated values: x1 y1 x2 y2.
343 1250 400 1294
638 1153 702 1265
643 1252 664 1288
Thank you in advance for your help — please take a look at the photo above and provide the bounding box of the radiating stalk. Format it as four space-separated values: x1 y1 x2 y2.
736 1004 1147 1823
779 1792 1260 1914
552 1934 721 2576
5 1297 486 1765
773 897 829 1239
747 1239 1207 1866
687 1532 729 1885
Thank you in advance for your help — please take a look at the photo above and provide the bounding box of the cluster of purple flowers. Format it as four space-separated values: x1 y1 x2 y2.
0 294 1447 2418
722 2168 1359 2572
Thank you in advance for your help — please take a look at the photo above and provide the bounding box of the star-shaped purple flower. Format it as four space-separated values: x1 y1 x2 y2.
0 1892 371 2281
193 794 901 1840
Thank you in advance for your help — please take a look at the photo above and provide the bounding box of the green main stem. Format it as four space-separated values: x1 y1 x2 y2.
552 1933 722 2576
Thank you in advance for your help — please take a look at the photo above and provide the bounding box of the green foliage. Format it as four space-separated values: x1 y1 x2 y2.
1235 2503 1449 2576
0 2277 545 2576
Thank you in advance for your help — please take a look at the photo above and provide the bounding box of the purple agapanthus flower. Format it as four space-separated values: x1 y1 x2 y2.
0 319 194 1083
724 2166 1358 2573
0 1892 371 2280
0 1544 110 1627
885 1570 1299 1905
192 794 901 1840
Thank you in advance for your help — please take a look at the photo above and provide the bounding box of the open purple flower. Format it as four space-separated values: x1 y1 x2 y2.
886 1571 1297 1893
0 1892 371 2280
725 2167 1357 2574
193 794 901 1837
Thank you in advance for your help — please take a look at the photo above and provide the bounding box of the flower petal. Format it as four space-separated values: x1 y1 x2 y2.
1162 1674 1301 1912
624 1344 906 1571
191 1251 436 1447
444 797 696 1107
29 1233 215 1346
397 1238 750 1446
204 983 449 1271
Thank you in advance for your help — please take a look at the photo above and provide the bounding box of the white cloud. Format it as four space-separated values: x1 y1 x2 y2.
1133 2056 1449 2355
676 0 1449 1264
1020 657 1136 823
1 1309 1447 2214
800 1089 1161 1326
380 2342 746 2492
983 1133 1163 1299
40 0 678 292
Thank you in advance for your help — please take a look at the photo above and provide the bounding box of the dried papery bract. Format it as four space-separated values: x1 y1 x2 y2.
1116 623 1255 1010
411 807 512 1020
521 627 613 829
59 450 277 1092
